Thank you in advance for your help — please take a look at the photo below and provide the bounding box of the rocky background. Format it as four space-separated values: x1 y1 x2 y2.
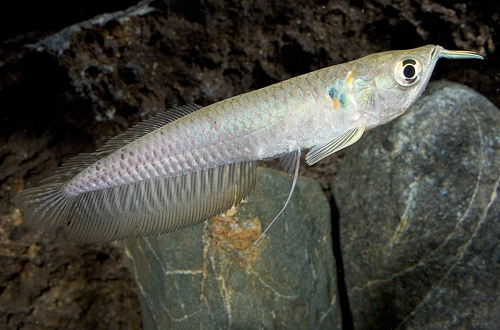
0 0 498 329
335 81 500 329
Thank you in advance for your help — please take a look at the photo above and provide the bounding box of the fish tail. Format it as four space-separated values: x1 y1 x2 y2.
14 151 100 237
14 181 75 235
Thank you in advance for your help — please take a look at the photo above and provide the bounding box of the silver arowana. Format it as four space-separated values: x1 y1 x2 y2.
15 45 482 243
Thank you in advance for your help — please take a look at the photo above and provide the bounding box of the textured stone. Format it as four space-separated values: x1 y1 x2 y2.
334 81 500 329
122 167 340 330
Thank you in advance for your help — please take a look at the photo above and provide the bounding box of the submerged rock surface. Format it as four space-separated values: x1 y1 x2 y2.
123 167 340 329
334 81 500 329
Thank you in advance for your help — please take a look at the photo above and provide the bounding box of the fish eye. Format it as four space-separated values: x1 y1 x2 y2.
394 58 422 86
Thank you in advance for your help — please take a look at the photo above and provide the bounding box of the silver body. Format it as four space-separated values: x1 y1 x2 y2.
14 45 482 242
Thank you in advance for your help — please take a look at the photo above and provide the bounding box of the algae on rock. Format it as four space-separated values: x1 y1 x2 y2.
123 167 341 330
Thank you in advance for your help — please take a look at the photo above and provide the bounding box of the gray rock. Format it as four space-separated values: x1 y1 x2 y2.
122 167 341 330
333 80 500 329
33 0 155 54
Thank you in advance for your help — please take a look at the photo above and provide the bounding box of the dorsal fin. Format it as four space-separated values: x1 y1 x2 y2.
95 104 203 156
36 104 204 186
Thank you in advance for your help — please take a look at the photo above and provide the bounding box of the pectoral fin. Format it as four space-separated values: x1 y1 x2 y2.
306 123 365 165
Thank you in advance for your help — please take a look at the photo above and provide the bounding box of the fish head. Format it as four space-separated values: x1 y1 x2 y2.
356 45 483 130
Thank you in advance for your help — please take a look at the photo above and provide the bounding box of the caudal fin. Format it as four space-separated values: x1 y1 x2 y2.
14 181 75 234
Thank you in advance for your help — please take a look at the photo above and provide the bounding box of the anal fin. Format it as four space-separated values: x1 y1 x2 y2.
305 123 365 165
67 161 258 243
16 160 258 243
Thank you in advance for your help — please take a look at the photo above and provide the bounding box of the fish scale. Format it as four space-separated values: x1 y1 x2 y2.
14 45 482 242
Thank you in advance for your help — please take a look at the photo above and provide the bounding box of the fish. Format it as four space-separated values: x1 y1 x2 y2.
14 45 482 243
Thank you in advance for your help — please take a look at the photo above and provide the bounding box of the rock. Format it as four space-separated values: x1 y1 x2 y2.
333 81 500 329
122 167 340 329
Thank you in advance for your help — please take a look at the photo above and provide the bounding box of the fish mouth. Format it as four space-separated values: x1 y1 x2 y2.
432 46 484 63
